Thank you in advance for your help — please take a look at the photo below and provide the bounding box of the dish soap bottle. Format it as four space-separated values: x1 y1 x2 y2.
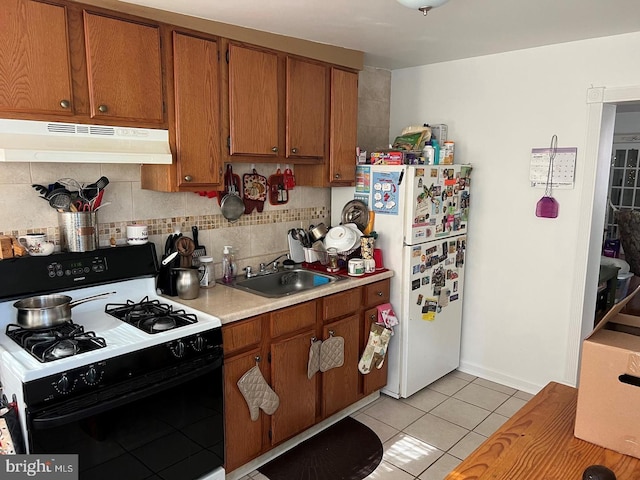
222 246 234 284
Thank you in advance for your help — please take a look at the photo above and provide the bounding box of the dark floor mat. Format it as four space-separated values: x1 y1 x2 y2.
258 416 383 480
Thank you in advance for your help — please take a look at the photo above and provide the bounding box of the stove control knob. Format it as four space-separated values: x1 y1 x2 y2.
191 335 206 352
170 340 186 358
55 374 72 394
84 366 101 385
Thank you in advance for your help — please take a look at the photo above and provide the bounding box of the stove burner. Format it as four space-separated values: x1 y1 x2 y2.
5 323 107 363
50 339 79 359
105 296 198 334
144 316 176 332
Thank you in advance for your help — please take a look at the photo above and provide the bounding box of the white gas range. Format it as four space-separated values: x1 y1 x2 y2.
0 244 225 480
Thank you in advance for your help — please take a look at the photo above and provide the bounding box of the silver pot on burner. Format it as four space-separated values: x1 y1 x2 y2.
13 291 115 329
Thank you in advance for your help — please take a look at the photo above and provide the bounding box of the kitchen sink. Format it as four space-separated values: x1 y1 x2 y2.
225 268 345 298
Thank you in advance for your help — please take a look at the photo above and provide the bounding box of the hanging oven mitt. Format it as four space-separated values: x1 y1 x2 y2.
319 333 344 372
359 323 392 374
237 365 280 421
308 338 322 379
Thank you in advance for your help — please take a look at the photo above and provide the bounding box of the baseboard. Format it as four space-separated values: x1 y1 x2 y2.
458 360 547 395
226 391 380 480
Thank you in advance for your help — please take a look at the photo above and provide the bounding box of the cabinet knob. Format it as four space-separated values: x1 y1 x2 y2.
271 146 278 153
291 147 298 154
369 314 376 321
184 175 193 182
98 104 108 113
60 99 70 109
334 173 341 179
377 291 383 296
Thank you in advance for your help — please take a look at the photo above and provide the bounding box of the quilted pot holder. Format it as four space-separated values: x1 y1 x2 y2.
237 365 280 421
243 168 267 214
319 334 344 372
307 338 322 379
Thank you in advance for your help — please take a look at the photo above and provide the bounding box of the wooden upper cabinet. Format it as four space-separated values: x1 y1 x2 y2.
285 57 326 159
329 67 358 185
0 0 73 116
228 43 278 157
83 12 164 124
173 32 221 187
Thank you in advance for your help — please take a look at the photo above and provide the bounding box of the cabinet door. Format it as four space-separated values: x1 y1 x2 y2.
362 307 388 395
83 12 163 124
286 57 325 159
0 0 73 116
329 68 358 185
322 314 360 417
223 349 264 472
228 44 278 156
270 329 316 445
173 32 222 187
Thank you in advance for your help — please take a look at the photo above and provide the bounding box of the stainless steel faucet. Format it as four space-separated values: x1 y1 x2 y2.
245 253 290 278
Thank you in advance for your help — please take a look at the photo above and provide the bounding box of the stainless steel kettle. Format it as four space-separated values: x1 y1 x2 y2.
173 267 202 300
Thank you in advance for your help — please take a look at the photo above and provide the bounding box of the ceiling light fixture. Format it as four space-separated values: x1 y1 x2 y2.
396 0 449 15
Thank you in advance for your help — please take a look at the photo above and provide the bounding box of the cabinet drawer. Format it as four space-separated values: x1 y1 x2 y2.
363 279 390 308
322 288 361 321
222 315 265 356
270 301 316 338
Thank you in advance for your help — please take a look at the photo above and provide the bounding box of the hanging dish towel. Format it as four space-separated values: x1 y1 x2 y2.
307 338 322 379
358 323 392 374
319 334 344 372
237 366 280 421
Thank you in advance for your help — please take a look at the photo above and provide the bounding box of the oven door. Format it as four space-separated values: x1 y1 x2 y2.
26 357 224 480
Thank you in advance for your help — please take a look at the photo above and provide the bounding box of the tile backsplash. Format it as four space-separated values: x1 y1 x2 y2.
0 162 330 277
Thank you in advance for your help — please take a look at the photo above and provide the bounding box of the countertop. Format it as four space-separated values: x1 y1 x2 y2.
168 270 394 325
445 382 640 479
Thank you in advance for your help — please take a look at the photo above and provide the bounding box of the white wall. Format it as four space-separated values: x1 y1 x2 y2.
390 32 640 392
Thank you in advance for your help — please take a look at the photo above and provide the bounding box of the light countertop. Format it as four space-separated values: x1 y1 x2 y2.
169 270 394 325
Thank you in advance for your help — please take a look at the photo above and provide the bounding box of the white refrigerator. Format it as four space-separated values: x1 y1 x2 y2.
335 164 472 398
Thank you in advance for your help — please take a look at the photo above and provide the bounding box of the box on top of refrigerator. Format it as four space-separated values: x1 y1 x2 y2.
574 284 640 458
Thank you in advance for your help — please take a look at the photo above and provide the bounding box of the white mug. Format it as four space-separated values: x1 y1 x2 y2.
126 224 148 245
18 233 55 256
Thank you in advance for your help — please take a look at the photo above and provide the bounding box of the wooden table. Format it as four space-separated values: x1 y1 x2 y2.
445 382 640 479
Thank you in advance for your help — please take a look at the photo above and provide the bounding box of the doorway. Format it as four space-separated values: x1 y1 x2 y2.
567 86 640 385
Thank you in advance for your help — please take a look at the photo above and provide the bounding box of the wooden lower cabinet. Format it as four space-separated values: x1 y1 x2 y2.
321 313 360 417
223 348 264 472
270 329 317 444
222 279 391 473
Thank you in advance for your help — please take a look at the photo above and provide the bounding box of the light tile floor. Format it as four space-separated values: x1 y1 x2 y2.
241 370 535 480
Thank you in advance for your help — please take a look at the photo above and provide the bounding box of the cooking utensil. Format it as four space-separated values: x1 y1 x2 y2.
220 165 244 222
192 226 206 261
13 291 115 330
341 199 370 232
161 251 179 266
31 184 49 196
47 189 72 211
292 228 311 248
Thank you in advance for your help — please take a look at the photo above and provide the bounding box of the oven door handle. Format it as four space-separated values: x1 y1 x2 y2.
29 356 222 430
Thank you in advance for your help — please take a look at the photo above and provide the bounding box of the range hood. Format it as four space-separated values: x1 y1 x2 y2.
0 119 172 164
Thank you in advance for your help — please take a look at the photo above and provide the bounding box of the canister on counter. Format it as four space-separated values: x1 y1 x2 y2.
360 236 375 259
442 141 455 164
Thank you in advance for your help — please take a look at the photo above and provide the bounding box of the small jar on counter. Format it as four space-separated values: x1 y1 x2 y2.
199 256 216 288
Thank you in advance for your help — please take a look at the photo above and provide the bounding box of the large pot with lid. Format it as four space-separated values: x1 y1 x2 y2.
13 291 114 329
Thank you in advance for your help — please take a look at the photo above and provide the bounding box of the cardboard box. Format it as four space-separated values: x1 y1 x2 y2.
575 285 640 458
371 151 404 165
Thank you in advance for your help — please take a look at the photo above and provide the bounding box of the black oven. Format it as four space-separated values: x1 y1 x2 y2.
23 328 224 480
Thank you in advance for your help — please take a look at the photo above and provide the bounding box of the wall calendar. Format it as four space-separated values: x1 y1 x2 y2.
529 147 577 189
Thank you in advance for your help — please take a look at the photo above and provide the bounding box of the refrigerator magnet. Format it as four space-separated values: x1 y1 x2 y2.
412 279 421 290
450 294 459 302
416 294 423 305
422 276 430 285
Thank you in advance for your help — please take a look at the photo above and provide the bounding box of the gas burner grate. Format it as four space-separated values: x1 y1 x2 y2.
6 322 107 363
104 296 198 334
